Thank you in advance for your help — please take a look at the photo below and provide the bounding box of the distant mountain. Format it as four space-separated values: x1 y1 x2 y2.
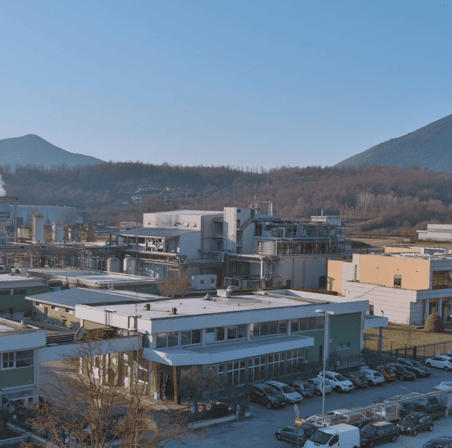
0 135 104 170
336 114 452 171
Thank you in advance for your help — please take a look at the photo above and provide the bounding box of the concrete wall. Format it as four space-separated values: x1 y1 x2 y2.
359 254 430 290
343 281 417 324
179 231 201 259
327 260 346 294
329 313 361 357
0 286 49 313
276 256 327 289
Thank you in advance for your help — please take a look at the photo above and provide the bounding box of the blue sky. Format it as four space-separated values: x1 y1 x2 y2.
0 0 451 168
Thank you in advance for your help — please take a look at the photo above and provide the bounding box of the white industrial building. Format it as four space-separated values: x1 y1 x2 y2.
417 224 452 242
116 208 348 289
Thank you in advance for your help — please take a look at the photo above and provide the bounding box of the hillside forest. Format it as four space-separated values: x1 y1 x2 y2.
1 163 452 235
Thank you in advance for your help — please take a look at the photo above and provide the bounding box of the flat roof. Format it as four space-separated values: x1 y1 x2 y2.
119 228 198 237
27 268 158 286
145 210 222 216
0 318 36 335
92 292 332 320
0 274 40 283
26 288 156 309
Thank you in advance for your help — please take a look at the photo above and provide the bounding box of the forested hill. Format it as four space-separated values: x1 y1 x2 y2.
336 114 452 171
1 162 452 235
0 135 104 170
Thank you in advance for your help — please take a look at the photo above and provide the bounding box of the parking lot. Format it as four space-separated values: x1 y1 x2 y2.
169 367 452 448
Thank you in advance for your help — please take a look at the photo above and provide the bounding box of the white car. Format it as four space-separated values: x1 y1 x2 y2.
426 355 452 371
306 377 333 396
316 371 354 392
360 368 386 386
265 380 303 404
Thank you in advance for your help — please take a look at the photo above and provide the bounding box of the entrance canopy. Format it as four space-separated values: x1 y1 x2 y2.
144 334 314 366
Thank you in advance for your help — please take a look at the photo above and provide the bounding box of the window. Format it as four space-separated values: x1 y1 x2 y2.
432 271 452 289
251 320 288 338
0 290 10 296
286 349 304 367
226 360 245 386
215 327 225 341
179 329 201 346
248 356 266 382
200 280 204 285
268 353 284 372
1 350 33 369
13 288 26 295
156 332 178 348
206 363 224 384
291 317 324 332
337 342 351 351
394 276 402 288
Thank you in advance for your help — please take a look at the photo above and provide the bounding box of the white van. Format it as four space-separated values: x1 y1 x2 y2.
304 423 360 448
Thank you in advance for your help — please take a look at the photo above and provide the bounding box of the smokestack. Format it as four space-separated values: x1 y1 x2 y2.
0 175 5 197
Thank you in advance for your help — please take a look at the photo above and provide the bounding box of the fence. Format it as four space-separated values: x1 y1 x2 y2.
363 340 452 365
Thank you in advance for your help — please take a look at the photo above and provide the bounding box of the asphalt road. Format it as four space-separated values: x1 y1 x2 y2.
169 367 452 448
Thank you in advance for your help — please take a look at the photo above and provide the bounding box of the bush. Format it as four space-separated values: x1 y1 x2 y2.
424 313 444 333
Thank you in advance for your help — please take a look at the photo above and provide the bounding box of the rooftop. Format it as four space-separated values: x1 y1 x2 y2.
27 268 158 286
145 210 222 216
0 274 40 282
88 291 333 319
0 318 36 335
26 288 157 309
118 228 199 237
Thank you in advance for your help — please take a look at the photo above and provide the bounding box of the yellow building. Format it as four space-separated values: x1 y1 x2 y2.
327 248 452 325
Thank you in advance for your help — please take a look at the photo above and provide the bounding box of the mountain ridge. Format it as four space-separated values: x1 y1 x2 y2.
0 134 105 170
336 114 452 171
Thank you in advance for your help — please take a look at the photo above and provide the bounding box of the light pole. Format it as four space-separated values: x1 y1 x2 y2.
316 309 334 427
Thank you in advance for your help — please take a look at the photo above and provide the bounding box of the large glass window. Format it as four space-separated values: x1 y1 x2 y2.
432 271 452 289
268 353 285 372
215 327 225 341
248 356 266 382
226 360 245 386
180 329 201 346
251 320 288 338
291 317 325 333
1 350 33 369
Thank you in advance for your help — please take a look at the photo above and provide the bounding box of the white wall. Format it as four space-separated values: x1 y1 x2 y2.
179 231 201 259
0 330 46 351
275 256 327 288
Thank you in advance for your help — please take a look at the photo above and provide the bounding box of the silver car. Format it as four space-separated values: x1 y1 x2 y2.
306 377 333 396
275 424 316 445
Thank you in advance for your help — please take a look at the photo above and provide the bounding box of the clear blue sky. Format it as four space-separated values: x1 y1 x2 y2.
0 0 451 168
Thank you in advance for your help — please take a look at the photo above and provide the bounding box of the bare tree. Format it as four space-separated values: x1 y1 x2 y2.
159 272 191 298
180 366 223 407
23 342 193 448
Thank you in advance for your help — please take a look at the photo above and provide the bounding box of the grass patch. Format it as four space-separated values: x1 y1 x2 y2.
364 323 452 351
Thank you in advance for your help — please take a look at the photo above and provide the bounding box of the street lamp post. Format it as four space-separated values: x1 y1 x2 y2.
316 309 334 427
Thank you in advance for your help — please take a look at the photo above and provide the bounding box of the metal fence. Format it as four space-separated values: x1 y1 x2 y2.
363 340 452 364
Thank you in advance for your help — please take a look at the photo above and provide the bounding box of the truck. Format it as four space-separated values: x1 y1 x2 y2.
304 423 360 448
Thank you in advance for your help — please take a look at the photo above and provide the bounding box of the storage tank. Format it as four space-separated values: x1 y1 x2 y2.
123 257 137 275
107 257 121 273
32 214 45 242
69 227 80 242
52 222 64 243
89 257 98 270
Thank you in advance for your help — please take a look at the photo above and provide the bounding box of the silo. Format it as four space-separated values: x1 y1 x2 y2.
69 227 80 242
123 257 137 275
107 257 121 273
52 222 64 243
32 214 45 242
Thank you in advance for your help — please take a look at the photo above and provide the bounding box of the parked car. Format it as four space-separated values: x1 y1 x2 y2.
397 412 434 436
196 401 232 417
246 383 287 409
399 394 447 420
425 355 452 371
316 371 354 393
359 368 385 386
288 380 315 398
275 423 316 446
374 365 397 382
306 377 333 396
343 372 368 389
435 380 452 389
360 421 399 447
422 436 452 448
265 380 303 404
396 358 431 377
386 363 416 381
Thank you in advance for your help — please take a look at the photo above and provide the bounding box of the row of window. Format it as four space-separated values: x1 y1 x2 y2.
1 350 34 370
155 318 326 348
0 288 26 296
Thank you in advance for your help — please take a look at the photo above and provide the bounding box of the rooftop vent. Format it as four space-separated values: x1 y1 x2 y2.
171 307 177 315
144 304 151 311
204 294 212 300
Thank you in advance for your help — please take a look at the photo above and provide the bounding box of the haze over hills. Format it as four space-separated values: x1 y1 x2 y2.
0 135 104 170
336 114 452 172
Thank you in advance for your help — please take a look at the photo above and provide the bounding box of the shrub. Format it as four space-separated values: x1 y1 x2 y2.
424 313 444 333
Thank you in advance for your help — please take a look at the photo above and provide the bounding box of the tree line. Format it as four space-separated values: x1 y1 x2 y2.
2 163 452 234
